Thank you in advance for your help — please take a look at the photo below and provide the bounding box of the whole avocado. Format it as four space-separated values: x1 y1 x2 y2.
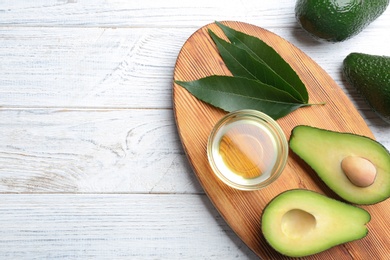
343 53 390 123
295 0 390 42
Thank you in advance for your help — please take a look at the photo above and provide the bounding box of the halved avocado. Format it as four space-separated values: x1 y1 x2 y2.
262 189 370 257
289 125 390 204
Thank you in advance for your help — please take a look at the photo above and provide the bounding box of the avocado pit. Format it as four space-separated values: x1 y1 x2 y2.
341 156 377 187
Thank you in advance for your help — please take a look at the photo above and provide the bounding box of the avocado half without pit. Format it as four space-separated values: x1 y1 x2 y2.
289 125 390 205
261 189 370 257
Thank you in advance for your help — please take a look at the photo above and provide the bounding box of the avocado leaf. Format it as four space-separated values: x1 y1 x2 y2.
175 22 315 120
208 29 304 103
175 75 309 120
215 21 308 103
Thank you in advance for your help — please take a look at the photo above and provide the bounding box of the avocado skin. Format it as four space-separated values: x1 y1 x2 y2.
343 52 390 123
295 0 389 42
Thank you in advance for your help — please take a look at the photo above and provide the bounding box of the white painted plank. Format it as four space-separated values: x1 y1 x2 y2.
0 193 258 259
0 27 191 109
1 25 389 110
0 109 201 193
0 0 297 28
0 108 388 194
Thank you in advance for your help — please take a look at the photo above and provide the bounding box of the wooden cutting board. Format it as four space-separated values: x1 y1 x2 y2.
172 21 390 259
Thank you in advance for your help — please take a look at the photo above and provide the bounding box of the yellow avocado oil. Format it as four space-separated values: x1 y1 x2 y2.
208 110 288 190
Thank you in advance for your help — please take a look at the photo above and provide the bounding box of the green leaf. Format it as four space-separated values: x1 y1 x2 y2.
208 29 304 104
175 76 309 120
215 21 308 103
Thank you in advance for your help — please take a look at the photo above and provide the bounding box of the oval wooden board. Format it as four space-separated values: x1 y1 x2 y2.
172 21 390 259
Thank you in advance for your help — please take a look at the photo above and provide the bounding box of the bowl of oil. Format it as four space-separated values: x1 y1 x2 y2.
207 110 288 191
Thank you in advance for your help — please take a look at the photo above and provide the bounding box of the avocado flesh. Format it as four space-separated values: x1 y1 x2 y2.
262 189 370 257
295 0 390 42
289 125 390 205
343 52 390 124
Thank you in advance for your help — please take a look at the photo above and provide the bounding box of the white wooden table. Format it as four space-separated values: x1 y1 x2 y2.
0 1 389 259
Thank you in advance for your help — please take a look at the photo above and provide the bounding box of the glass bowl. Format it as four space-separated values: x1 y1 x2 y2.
207 110 288 191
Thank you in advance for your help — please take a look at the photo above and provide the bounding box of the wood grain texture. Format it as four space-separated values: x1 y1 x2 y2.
173 21 390 259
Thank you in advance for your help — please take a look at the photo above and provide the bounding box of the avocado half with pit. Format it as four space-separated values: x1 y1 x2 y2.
261 189 370 257
289 125 390 205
